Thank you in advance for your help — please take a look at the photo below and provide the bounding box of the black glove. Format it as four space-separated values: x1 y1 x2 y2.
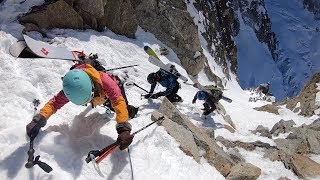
150 92 161 99
192 99 196 104
145 93 151 99
203 110 210 116
116 122 134 150
26 114 47 140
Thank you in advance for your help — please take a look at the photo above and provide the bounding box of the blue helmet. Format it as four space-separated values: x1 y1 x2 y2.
197 91 207 100
62 69 94 105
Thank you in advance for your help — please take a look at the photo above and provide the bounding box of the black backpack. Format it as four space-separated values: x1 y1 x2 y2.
204 85 223 101
70 53 106 72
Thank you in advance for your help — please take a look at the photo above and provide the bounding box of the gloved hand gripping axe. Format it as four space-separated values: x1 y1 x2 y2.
25 99 52 173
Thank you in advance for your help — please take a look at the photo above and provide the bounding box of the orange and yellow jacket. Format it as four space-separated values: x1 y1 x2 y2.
39 64 129 124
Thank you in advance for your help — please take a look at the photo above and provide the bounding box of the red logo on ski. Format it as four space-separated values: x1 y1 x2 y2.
41 48 49 56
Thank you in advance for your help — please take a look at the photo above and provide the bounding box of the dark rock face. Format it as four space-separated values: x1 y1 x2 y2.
303 0 320 20
193 0 238 77
97 0 137 38
133 0 206 76
19 0 83 29
234 0 277 60
19 0 137 38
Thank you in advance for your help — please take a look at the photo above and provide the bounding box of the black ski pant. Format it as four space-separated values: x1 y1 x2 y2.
165 85 181 102
105 82 138 119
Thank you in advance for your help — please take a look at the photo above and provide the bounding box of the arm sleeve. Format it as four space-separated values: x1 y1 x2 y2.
39 90 69 120
100 73 129 123
149 83 156 94
192 92 198 103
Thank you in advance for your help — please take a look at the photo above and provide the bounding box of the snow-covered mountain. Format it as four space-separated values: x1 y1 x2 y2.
1 0 320 180
231 0 320 100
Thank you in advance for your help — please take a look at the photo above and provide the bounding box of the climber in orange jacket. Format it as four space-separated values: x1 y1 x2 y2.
26 64 133 150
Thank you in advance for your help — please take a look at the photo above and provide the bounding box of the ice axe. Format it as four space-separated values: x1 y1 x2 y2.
25 99 52 173
25 138 52 173
85 116 165 177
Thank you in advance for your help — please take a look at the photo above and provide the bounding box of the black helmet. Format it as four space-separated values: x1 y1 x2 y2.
147 73 158 84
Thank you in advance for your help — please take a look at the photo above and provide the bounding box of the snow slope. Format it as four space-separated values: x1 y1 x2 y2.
0 0 319 180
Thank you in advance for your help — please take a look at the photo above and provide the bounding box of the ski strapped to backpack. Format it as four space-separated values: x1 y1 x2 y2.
196 83 232 103
143 46 188 82
70 52 139 73
85 116 165 176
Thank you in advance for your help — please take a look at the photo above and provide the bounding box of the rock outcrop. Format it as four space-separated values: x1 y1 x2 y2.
133 0 206 77
217 118 320 179
19 0 137 38
226 162 261 180
303 0 320 20
151 97 261 178
255 72 320 117
191 0 237 78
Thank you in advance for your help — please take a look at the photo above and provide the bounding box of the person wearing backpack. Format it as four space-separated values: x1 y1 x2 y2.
71 55 139 119
145 69 182 102
256 82 272 96
192 87 223 116
26 64 133 150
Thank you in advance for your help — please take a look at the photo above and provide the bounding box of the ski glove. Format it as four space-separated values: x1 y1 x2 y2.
145 93 152 99
203 110 211 116
26 114 47 140
116 122 133 150
150 92 161 99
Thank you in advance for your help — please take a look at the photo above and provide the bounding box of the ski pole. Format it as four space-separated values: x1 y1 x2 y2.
86 116 165 163
106 64 139 71
133 83 148 93
25 99 53 173
132 116 165 136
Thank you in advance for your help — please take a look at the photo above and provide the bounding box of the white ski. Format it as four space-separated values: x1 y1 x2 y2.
22 35 81 61
9 41 28 57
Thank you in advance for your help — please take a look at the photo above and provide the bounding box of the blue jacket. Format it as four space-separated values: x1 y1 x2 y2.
149 69 179 96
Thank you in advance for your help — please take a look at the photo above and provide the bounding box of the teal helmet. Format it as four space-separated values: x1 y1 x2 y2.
62 69 94 105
